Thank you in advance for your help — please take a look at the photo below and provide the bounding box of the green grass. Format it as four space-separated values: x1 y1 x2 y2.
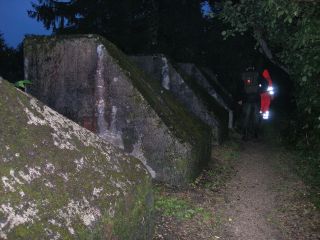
153 185 212 221
155 195 206 220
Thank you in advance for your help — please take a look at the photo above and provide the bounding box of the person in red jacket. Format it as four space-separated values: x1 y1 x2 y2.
237 66 268 140
260 69 274 120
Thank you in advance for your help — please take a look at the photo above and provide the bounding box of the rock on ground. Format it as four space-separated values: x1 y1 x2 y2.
0 78 153 239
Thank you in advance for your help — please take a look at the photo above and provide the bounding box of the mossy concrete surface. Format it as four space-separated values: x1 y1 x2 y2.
24 35 211 186
177 63 233 129
198 67 234 109
130 55 228 144
0 78 153 239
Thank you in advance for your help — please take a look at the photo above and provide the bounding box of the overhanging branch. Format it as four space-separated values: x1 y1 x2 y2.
254 30 290 74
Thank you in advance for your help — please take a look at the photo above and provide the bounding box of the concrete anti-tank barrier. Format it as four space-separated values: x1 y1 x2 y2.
24 35 211 186
0 77 153 239
130 55 228 144
177 63 234 129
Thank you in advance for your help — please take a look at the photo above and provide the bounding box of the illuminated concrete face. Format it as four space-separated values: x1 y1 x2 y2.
24 35 211 186
130 55 229 144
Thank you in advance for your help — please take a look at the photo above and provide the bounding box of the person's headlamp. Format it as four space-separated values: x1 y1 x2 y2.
262 111 270 120
267 86 274 95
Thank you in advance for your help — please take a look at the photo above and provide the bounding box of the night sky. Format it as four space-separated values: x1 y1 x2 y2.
0 0 51 48
0 1 211 48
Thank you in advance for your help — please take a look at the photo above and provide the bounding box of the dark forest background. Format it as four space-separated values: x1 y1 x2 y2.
0 0 319 197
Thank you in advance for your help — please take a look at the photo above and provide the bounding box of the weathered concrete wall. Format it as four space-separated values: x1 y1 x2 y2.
24 35 211 186
130 55 228 144
0 77 153 239
199 67 234 108
177 63 234 129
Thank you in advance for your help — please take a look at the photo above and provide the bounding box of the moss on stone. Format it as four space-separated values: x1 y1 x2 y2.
0 78 153 239
96 37 211 147
173 63 229 141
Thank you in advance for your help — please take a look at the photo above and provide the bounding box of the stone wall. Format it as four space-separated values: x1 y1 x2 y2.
0 77 153 239
24 35 211 186
177 63 234 129
130 55 228 144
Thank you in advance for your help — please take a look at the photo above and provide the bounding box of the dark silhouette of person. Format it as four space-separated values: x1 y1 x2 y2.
237 66 268 140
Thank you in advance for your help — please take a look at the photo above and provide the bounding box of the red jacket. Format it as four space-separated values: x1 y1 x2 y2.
260 69 273 113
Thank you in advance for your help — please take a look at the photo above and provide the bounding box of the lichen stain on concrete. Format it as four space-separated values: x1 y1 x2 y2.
24 107 46 126
2 167 42 193
92 187 103 198
0 202 39 240
44 163 55 174
18 166 42 184
44 180 55 188
95 45 124 148
24 99 77 150
161 56 170 90
56 197 101 234
74 157 86 172
99 106 124 150
22 97 116 160
9 170 23 185
132 136 156 178
95 44 108 138
1 176 16 192
57 172 69 182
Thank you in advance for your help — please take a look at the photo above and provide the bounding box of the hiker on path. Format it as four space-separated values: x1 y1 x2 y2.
237 66 268 140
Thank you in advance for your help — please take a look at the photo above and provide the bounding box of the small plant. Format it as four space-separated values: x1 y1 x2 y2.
193 162 234 192
155 195 207 220
14 80 32 90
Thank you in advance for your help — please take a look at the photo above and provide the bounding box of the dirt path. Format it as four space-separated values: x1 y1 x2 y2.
216 142 283 239
153 140 320 240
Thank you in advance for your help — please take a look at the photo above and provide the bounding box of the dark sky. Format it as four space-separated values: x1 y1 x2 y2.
0 0 51 48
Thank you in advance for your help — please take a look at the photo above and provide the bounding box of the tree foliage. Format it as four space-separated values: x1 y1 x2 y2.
0 33 23 83
28 0 320 152
28 0 263 93
213 0 320 151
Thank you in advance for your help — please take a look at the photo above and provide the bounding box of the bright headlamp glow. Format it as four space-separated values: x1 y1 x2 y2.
262 111 270 120
267 86 274 95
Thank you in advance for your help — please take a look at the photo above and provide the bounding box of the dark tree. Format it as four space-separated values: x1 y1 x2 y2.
28 0 205 59
0 33 23 83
